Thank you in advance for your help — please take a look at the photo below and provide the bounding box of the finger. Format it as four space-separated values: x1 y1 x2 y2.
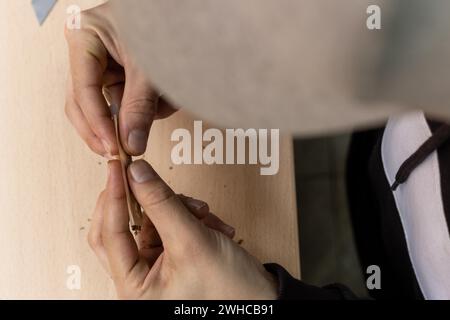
138 213 163 266
102 160 148 281
128 160 202 249
66 30 118 156
154 95 178 120
179 196 235 238
202 213 236 239
103 58 125 106
136 213 161 250
120 63 156 156
137 212 163 264
65 76 106 155
179 195 210 218
104 83 124 109
88 190 109 272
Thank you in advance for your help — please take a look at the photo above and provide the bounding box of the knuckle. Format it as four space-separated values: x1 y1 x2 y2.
72 83 101 100
140 183 175 210
123 98 156 118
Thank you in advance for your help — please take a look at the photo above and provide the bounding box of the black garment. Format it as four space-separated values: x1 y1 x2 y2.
264 117 450 300
264 264 358 300
347 129 423 299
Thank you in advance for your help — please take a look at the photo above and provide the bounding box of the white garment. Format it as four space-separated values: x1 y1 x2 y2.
382 111 450 299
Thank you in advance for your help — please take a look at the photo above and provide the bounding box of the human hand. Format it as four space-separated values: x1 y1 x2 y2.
65 3 176 158
89 160 278 299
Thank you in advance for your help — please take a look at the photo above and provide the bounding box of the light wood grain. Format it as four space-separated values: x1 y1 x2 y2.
0 0 299 299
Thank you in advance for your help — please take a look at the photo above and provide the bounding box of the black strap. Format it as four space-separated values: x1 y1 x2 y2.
391 124 450 191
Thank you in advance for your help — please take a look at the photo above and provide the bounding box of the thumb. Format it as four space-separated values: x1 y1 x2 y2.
128 160 203 250
120 64 158 156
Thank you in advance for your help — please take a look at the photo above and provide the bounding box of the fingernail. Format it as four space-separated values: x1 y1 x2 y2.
129 160 156 183
223 225 235 237
187 198 207 210
128 129 148 155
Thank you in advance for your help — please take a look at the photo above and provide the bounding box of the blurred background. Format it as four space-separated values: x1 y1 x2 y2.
294 134 367 296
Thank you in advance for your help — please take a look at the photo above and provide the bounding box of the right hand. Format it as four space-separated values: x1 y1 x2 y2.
64 2 176 158
89 160 278 300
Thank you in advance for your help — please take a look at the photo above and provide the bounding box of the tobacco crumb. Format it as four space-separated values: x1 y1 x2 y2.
98 162 102 165
87 218 92 222
169 166 173 170
237 239 244 245
79 227 85 231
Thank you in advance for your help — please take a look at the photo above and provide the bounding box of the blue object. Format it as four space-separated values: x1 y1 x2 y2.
32 0 57 25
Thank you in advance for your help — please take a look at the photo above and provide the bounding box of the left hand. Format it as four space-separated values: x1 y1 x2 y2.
65 3 177 158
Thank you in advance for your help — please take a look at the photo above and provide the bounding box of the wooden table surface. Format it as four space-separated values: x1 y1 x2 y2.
0 0 300 299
